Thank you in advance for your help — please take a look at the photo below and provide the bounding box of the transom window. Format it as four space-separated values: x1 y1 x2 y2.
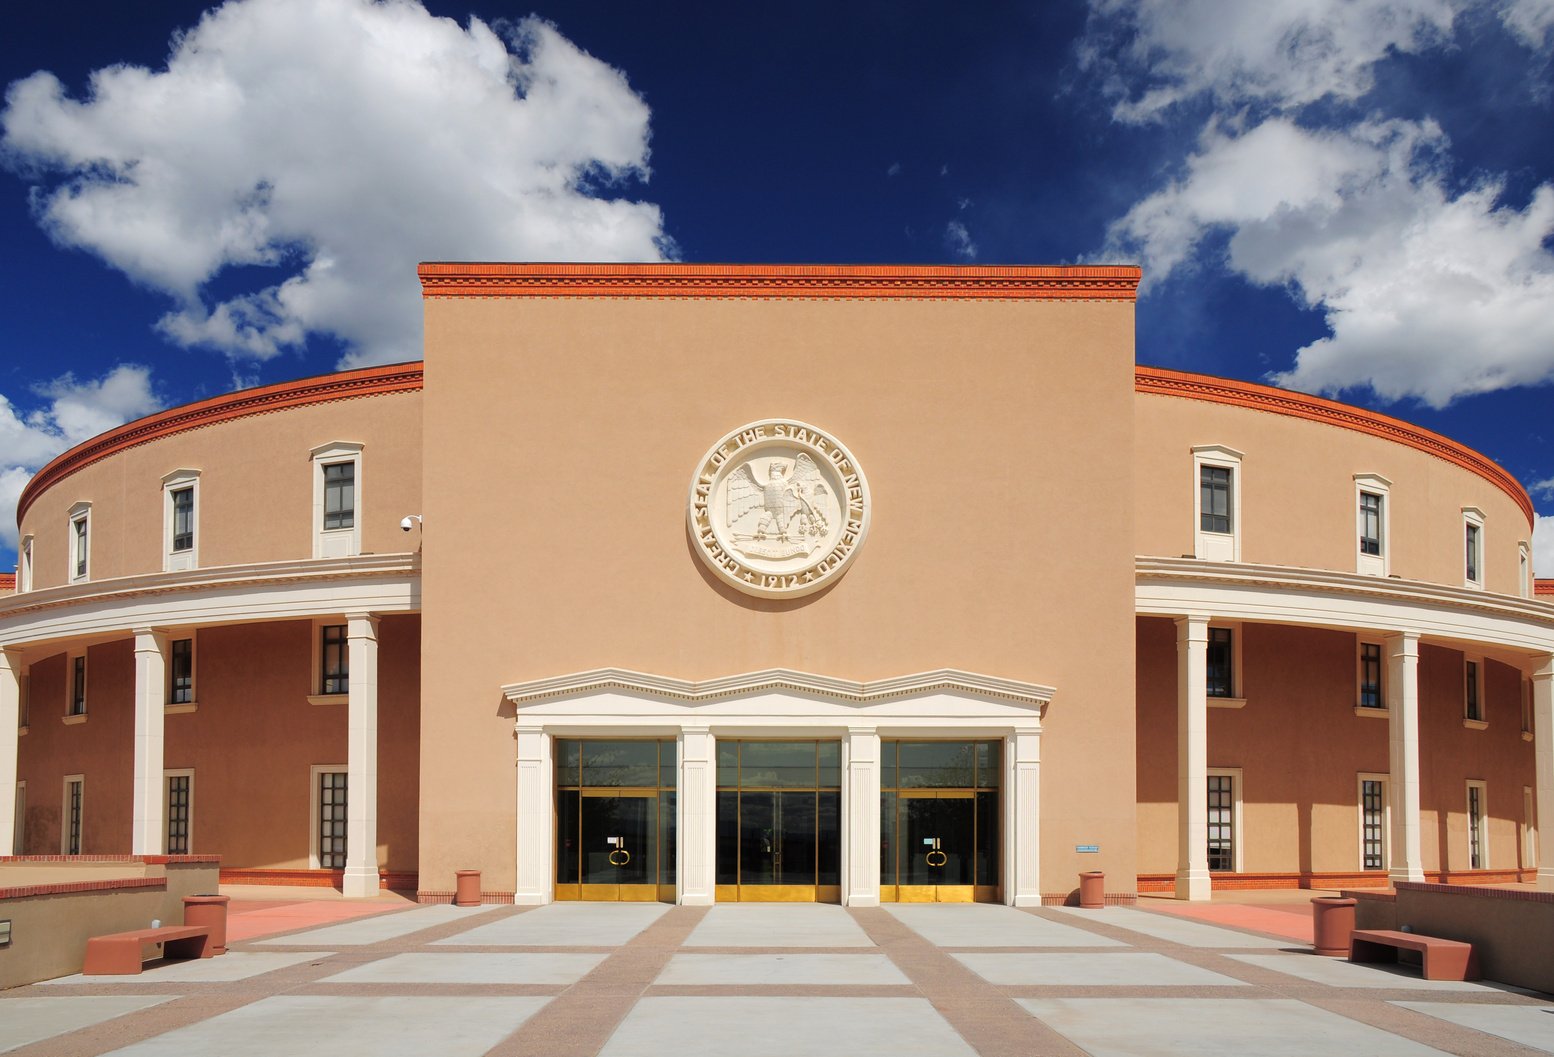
1200 466 1233 534
320 625 348 695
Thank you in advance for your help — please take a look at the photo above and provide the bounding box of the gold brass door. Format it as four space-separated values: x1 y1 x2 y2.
879 740 1001 903
554 739 676 902
575 790 660 902
715 741 842 902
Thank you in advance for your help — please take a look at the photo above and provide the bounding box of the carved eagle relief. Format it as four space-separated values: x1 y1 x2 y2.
725 452 832 552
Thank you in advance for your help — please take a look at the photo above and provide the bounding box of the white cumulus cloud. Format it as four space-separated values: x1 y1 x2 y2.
1 0 668 369
1503 0 1554 44
0 365 161 550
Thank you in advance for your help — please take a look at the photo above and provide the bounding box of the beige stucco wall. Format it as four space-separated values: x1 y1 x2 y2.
419 295 1139 895
18 390 423 589
1135 392 1532 594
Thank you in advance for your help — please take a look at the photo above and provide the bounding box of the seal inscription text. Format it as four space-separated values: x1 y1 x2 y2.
688 420 871 598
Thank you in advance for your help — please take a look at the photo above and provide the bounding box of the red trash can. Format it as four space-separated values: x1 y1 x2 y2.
183 894 231 955
454 870 482 907
1079 871 1105 909
1311 896 1357 957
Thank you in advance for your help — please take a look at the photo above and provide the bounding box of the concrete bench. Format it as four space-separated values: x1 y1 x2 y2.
83 925 212 976
1349 928 1479 981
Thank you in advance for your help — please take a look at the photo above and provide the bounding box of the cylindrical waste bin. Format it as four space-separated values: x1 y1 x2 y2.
183 894 231 955
1311 896 1357 957
1079 870 1105 909
454 870 482 907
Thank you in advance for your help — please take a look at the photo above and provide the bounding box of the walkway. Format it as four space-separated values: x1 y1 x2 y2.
3 900 1552 1056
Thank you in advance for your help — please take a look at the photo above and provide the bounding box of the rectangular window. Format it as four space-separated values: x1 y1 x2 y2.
1465 660 1482 722
63 776 83 855
1359 492 1383 556
323 462 355 531
169 639 194 705
19 536 32 593
1359 643 1383 709
1525 678 1535 736
1207 774 1235 871
71 515 88 580
170 487 194 552
1467 781 1487 869
1206 627 1234 698
1361 778 1386 869
166 773 191 854
69 655 87 717
1200 466 1233 533
318 771 347 869
13 781 25 855
1465 521 1481 584
320 625 348 695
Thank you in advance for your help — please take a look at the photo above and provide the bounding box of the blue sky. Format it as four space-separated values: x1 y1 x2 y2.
1 0 1552 570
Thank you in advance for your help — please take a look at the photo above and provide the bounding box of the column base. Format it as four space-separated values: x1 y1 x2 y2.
678 892 715 906
1387 866 1425 886
512 891 549 906
341 867 380 899
1174 869 1210 901
845 893 881 908
1012 894 1044 908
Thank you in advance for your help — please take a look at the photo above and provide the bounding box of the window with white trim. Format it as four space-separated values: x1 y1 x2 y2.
18 669 29 730
165 770 193 854
1354 474 1391 576
67 653 87 718
310 765 348 869
1207 767 1242 872
1358 773 1389 870
1207 627 1235 699
1192 445 1243 562
62 775 83 854
1466 780 1488 869
68 503 91 582
12 780 24 855
162 469 200 572
168 637 195 707
1357 641 1384 711
311 442 363 559
1520 543 1532 598
1524 677 1535 738
18 535 32 593
1464 657 1486 727
1463 507 1485 589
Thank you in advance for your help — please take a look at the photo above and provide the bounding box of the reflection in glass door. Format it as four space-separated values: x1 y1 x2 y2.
880 740 1000 903
715 741 841 902
555 739 677 902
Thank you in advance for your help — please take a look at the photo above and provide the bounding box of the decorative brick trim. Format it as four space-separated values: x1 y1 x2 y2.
1339 889 1397 902
416 890 517 905
417 262 1142 302
1039 892 1138 906
1537 579 1553 597
1396 880 1554 903
0 854 216 864
219 867 417 890
17 362 423 524
1136 366 1535 528
0 876 165 900
0 574 13 591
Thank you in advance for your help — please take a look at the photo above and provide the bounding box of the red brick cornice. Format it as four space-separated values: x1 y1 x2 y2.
1136 366 1535 529
0 574 13 591
17 362 423 525
417 262 1142 301
1537 580 1553 597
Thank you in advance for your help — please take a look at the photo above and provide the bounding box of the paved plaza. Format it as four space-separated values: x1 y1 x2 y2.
3 899 1553 1057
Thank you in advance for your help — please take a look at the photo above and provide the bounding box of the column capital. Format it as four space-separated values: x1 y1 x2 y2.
1174 613 1211 638
845 724 879 737
1383 630 1421 655
345 613 380 636
0 647 22 672
679 722 712 735
1529 653 1554 681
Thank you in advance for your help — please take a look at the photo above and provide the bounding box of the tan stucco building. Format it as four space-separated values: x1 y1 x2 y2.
2 263 1550 906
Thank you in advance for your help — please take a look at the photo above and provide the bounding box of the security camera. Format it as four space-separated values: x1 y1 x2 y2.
400 515 422 532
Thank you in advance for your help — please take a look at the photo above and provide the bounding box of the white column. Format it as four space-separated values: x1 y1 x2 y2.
1009 725 1042 907
0 650 20 855
341 614 380 898
844 726 881 906
1386 631 1425 885
131 630 167 855
1175 614 1210 900
1532 653 1554 892
514 723 552 905
678 724 717 905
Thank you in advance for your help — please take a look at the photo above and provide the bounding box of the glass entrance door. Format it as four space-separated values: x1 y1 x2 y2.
555 739 676 902
880 740 1000 903
716 740 841 901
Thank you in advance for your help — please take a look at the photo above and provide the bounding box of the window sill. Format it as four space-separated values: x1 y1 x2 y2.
1207 697 1246 709
62 714 87 726
1462 718 1488 731
1353 705 1388 718
165 702 198 715
307 694 348 707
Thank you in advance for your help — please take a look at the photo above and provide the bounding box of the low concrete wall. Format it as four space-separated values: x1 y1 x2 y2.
0 856 220 989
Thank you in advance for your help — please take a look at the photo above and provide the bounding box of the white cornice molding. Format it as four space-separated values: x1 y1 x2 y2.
502 667 1055 709
1137 556 1554 653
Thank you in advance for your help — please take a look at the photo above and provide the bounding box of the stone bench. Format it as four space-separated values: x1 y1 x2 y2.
83 925 212 976
1349 928 1478 981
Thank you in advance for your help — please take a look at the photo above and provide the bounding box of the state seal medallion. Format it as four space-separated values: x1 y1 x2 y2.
688 420 871 598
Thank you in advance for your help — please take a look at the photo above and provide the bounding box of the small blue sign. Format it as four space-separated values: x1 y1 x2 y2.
1075 844 1100 853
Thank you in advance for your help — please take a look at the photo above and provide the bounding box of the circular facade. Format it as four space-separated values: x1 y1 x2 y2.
688 419 871 598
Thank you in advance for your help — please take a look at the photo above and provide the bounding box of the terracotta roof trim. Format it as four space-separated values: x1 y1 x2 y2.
1136 366 1535 529
1536 580 1553 597
16 362 423 525
417 261 1141 301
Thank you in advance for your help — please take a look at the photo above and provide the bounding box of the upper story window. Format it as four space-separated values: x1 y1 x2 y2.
1192 445 1243 562
68 503 91 583
18 535 32 593
162 469 201 572
1353 474 1391 576
169 638 194 706
1463 507 1485 589
1520 543 1532 598
311 442 363 559
1359 493 1383 554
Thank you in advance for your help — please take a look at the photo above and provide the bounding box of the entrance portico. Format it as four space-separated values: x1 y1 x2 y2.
503 668 1052 907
